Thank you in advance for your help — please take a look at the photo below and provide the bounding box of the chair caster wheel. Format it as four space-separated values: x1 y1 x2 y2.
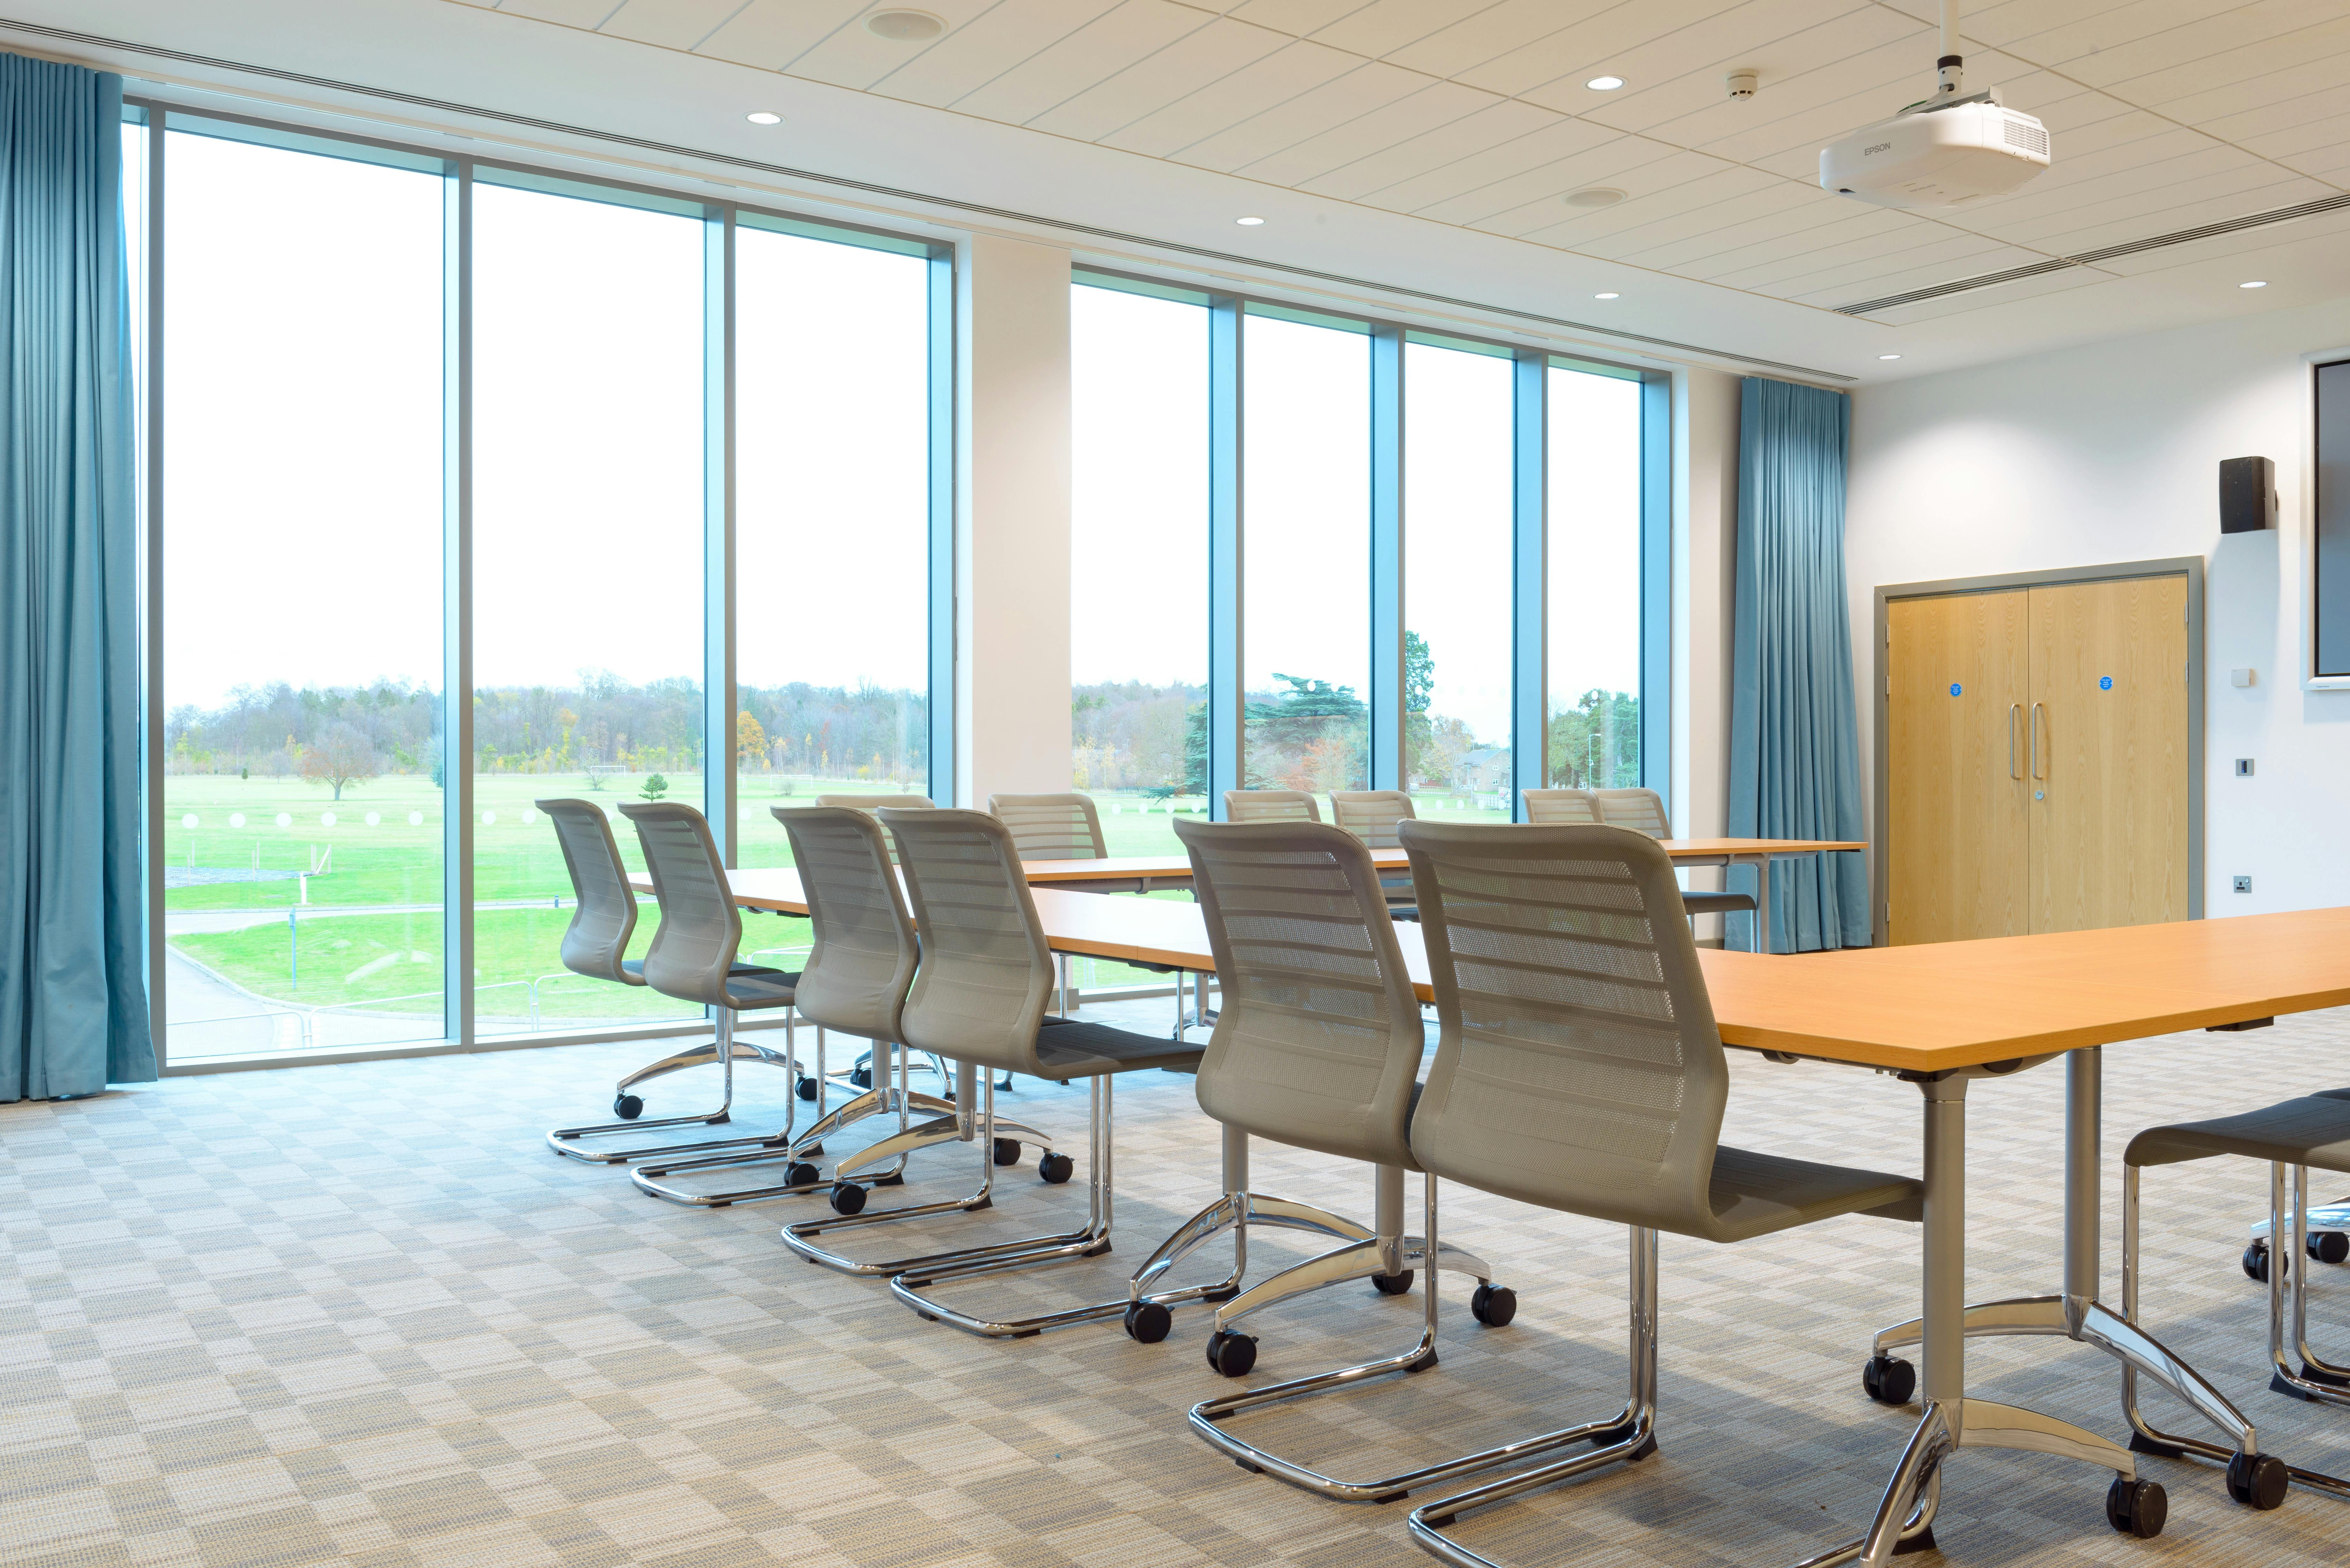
829 1182 867 1216
1124 1300 1171 1343
1370 1270 1415 1296
794 1076 818 1102
993 1137 1021 1166
1861 1354 1916 1406
2245 1241 2275 1282
2312 1231 2349 1265
2227 1451 2289 1510
2106 1476 2167 1538
1038 1152 1074 1184
1471 1283 1517 1327
1206 1330 1257 1377
784 1161 820 1188
849 1066 873 1089
613 1094 643 1119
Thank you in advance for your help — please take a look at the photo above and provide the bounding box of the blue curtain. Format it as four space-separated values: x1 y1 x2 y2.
0 53 152 1100
1726 377 1870 953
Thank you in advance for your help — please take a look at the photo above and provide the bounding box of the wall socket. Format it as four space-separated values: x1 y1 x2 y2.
2236 758 2255 776
2234 875 2253 893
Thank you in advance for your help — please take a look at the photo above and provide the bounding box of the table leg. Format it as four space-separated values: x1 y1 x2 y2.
1756 855 1772 954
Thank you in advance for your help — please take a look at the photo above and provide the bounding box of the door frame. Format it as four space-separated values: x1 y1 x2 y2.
1872 556 2205 946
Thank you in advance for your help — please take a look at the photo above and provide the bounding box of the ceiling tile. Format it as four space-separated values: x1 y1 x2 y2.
597 0 747 49
1747 230 2033 302
1623 187 1882 271
785 0 1003 92
1419 136 1705 229
2200 83 2350 147
1856 264 2108 326
2090 203 2350 274
1310 0 1519 61
868 0 1128 108
948 0 1211 124
1581 6 1928 143
1300 97 1560 201
1357 114 1627 214
1026 16 1293 141
2001 165 2326 253
1171 60 1432 171
1237 79 1502 188
496 0 624 24
1098 38 1364 157
2040 0 2321 86
1442 0 1743 99
1690 212 1960 289
1509 161 1780 248
693 0 867 70
1508 0 1869 116
2125 19 2350 124
1227 0 1379 37
1997 0 2246 73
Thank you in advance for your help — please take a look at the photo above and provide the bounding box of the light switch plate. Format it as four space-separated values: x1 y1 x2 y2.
2234 876 2253 893
2231 668 2255 688
2236 758 2255 776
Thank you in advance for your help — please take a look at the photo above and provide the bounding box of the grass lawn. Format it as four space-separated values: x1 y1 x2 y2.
160 773 1507 1028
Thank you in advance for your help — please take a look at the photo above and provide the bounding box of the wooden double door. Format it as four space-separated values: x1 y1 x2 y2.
1886 574 2189 945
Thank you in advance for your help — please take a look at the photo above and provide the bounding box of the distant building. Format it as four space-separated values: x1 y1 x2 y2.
1457 747 1509 792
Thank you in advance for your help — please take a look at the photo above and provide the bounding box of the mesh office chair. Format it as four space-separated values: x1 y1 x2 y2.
1163 818 1509 1503
807 793 941 1096
1328 788 1420 921
1394 821 1928 1555
1224 789 1321 823
841 808 1212 1337
1594 785 1760 951
539 799 804 1166
1520 787 1601 824
581 803 813 1200
2111 1098 2346 1508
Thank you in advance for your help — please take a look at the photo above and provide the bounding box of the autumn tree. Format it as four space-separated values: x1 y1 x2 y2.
299 723 379 802
737 710 768 770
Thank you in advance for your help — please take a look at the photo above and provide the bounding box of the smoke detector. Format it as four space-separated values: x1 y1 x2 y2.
1726 69 1758 101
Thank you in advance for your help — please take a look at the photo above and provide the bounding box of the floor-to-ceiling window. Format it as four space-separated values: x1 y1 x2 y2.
159 125 446 1064
470 177 706 1033
1404 339 1515 822
1546 364 1647 791
1241 309 1371 809
736 219 933 885
1071 280 1210 856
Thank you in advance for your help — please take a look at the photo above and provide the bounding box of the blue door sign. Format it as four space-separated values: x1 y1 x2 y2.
1949 682 1962 696
2099 675 2113 690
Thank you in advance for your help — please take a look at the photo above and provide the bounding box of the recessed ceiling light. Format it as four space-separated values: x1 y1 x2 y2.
2240 279 2268 289
1878 353 1902 360
1564 187 1626 208
866 8 945 41
1235 215 1265 226
1594 292 1620 300
745 111 783 125
1587 75 1626 91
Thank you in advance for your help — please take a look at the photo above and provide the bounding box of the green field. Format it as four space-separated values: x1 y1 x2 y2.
160 772 1505 1035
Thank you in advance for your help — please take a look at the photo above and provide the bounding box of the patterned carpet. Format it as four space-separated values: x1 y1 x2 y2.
11 1003 2350 1568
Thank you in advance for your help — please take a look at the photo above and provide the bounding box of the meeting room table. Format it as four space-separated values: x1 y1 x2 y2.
633 850 2350 1564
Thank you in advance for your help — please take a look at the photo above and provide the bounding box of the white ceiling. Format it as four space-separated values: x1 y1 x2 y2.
17 0 2350 382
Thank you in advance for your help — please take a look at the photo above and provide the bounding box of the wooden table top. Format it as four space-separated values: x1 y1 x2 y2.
1019 837 1867 883
643 868 2350 1075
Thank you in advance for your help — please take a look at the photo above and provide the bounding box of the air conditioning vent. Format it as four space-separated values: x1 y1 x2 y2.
2003 116 2050 157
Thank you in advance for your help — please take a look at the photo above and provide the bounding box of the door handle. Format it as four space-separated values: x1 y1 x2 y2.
2030 701 2045 781
2008 704 2021 779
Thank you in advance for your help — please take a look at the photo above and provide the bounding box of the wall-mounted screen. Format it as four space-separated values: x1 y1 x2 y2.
2314 358 2350 681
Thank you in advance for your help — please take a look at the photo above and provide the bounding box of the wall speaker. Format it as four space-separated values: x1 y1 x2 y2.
2221 455 2275 534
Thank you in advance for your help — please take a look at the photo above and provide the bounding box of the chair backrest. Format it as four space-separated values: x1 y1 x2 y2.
534 798 643 985
774 806 915 1041
1593 787 1672 839
1399 820 1729 1233
1224 789 1321 823
988 792 1108 862
618 802 743 1009
1328 789 1416 849
880 808 1055 1076
815 794 935 863
1521 788 1601 826
1174 818 1424 1168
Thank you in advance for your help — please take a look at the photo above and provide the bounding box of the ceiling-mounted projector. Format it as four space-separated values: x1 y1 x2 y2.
1819 1 2048 209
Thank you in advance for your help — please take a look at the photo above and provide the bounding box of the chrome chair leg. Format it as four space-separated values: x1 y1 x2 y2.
883 1074 1232 1337
2117 1161 2350 1503
547 1010 805 1165
1189 1176 1545 1504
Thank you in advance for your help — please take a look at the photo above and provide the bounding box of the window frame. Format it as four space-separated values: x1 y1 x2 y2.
127 99 955 1072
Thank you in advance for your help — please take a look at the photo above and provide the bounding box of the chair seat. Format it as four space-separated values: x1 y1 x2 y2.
1033 1018 1205 1079
1681 891 1758 917
721 966 801 1011
2125 1097 2350 1173
1701 1145 1924 1242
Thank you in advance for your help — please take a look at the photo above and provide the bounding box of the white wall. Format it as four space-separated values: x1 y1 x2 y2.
1847 297 2350 918
1675 366 1741 935
955 234 1073 807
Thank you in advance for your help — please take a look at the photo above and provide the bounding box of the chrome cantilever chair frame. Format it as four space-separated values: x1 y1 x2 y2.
535 797 807 1166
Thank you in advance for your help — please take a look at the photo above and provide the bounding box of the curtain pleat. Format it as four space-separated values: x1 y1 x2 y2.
1726 377 1870 953
0 52 153 1100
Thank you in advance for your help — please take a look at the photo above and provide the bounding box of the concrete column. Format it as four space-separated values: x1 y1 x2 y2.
955 234 1072 807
